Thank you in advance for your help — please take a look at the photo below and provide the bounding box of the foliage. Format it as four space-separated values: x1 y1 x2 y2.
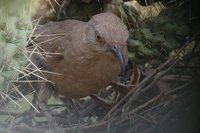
124 1 190 63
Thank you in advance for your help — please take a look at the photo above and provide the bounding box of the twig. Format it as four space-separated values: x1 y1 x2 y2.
103 59 174 120
123 58 179 108
3 85 190 133
165 81 193 95
129 95 161 115
103 33 199 120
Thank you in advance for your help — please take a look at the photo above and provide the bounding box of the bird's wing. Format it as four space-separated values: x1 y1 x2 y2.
30 20 85 68
30 20 76 69
32 21 73 58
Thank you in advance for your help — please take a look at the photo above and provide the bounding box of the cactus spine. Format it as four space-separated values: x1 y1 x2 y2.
0 0 33 92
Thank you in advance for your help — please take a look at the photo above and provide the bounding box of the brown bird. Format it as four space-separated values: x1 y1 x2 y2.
33 12 129 99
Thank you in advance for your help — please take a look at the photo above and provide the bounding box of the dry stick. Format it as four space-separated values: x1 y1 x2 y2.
103 59 171 120
12 100 170 133
0 110 43 117
0 95 160 130
123 58 179 108
103 34 198 120
113 87 176 127
137 81 192 115
1 101 94 126
11 114 131 133
113 102 169 129
12 106 65 126
113 76 193 129
110 57 188 119
129 95 161 115
9 85 189 133
53 82 193 132
0 103 66 117
165 81 193 95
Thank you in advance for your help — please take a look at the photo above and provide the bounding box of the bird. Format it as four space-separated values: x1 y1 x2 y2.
32 12 129 100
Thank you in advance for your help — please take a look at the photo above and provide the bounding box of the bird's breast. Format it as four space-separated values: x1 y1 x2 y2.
48 52 121 98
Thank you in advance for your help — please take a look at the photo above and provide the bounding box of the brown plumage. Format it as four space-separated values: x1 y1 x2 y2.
33 12 129 98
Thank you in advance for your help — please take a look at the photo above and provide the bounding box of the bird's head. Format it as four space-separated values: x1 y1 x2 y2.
84 12 129 74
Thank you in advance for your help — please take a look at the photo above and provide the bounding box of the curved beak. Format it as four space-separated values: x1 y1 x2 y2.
111 45 126 75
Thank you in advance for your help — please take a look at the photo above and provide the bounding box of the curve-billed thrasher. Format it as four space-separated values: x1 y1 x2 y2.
33 12 129 98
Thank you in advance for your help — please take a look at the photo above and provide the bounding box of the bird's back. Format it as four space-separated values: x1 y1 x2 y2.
34 19 86 55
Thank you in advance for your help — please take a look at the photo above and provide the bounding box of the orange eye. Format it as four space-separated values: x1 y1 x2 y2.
96 33 102 43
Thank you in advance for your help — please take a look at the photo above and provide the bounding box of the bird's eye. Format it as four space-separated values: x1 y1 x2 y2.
95 32 102 43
